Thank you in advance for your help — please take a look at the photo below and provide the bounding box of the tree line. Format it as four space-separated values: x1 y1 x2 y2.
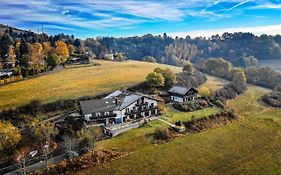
0 27 95 78
2 25 281 72
195 57 281 91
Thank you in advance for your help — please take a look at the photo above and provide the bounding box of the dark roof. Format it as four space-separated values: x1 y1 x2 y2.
80 91 159 114
103 90 123 99
119 94 142 110
79 98 121 114
168 86 197 96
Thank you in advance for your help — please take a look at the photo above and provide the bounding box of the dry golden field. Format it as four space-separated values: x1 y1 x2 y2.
0 60 180 111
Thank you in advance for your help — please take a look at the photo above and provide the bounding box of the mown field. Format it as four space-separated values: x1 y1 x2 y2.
0 60 180 111
77 83 281 175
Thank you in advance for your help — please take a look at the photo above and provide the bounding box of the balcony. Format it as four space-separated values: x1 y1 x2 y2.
89 113 117 120
125 106 157 115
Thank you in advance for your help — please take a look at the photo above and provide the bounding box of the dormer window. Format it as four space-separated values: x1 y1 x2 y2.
125 108 129 113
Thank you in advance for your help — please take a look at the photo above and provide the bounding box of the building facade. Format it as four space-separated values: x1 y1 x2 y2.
168 86 198 103
79 91 159 126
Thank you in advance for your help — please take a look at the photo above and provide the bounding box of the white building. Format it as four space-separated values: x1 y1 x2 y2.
168 86 198 103
79 91 160 126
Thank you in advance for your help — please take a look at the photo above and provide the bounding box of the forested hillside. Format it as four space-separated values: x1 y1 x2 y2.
1 24 281 72
97 33 281 66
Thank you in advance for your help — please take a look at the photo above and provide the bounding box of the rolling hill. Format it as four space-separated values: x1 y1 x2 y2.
76 85 281 175
0 60 180 111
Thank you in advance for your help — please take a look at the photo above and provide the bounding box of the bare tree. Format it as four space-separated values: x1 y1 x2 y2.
34 121 58 174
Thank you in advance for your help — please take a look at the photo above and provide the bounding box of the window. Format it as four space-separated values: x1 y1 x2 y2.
96 113 100 117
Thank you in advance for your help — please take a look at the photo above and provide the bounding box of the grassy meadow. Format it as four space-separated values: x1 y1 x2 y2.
0 60 180 111
76 84 281 175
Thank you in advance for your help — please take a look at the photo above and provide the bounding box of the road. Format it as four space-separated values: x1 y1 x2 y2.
157 118 175 127
3 154 67 175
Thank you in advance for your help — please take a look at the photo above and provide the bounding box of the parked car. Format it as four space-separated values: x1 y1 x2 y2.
66 150 79 159
0 69 13 77
28 150 38 158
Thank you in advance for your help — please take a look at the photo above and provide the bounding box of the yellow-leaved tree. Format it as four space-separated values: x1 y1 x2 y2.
198 86 211 98
0 120 21 151
26 43 45 72
56 40 69 63
8 45 16 66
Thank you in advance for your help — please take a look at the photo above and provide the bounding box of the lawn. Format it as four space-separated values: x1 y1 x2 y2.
77 84 281 175
162 106 220 123
0 60 180 111
228 85 281 122
200 75 229 91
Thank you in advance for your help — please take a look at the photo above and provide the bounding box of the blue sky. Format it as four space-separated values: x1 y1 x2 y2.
1 0 281 38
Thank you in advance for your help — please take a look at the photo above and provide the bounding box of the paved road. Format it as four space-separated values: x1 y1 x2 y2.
4 154 67 175
157 118 175 127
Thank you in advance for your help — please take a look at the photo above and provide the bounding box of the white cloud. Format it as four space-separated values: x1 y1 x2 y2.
169 24 281 38
0 0 279 35
226 0 250 11
251 3 281 9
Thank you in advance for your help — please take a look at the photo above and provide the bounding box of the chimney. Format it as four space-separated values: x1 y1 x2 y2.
115 98 118 105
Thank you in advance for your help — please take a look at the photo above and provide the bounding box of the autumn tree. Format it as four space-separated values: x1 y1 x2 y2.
146 72 164 90
0 120 21 151
230 68 247 92
77 127 101 154
7 45 16 66
196 58 232 79
198 86 211 98
25 43 45 73
68 44 75 55
15 41 21 58
154 67 176 89
183 61 193 75
56 40 69 63
42 42 52 54
34 121 58 173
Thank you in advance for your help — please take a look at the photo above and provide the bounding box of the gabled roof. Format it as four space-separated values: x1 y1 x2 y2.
80 90 160 114
103 90 123 99
168 86 189 95
119 94 142 110
168 86 197 96
79 98 121 114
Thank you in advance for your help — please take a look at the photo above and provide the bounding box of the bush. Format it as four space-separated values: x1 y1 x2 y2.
198 87 211 98
0 75 23 85
260 91 281 108
153 127 171 141
172 99 208 112
183 111 239 133
176 70 207 88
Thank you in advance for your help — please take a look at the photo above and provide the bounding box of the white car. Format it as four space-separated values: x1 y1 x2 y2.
0 71 13 77
28 150 38 158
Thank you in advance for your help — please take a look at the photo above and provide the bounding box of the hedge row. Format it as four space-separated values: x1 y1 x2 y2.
0 76 23 85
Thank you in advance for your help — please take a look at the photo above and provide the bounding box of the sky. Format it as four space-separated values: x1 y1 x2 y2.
1 0 281 38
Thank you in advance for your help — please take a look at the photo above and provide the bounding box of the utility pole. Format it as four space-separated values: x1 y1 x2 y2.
41 24 44 34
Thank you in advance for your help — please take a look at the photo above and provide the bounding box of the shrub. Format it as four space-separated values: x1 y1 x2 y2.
153 127 171 141
198 86 211 98
260 91 281 108
0 75 23 85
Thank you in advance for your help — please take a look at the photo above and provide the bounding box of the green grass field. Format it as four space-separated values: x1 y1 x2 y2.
76 83 281 175
0 60 180 111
